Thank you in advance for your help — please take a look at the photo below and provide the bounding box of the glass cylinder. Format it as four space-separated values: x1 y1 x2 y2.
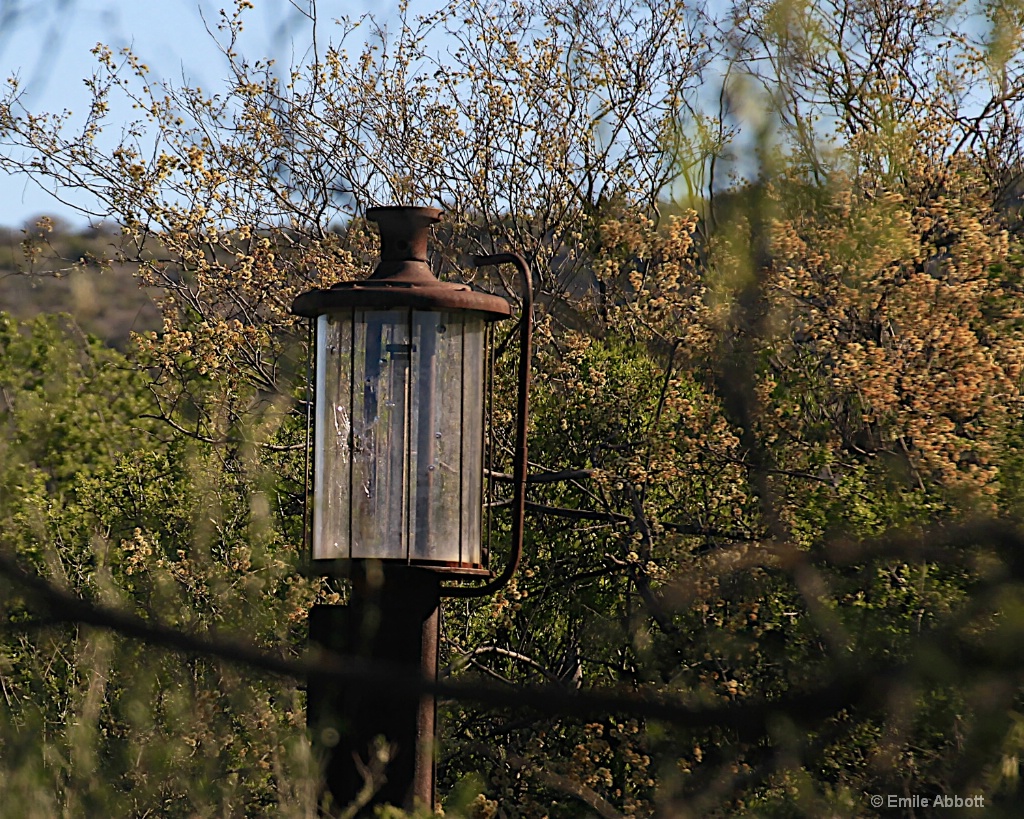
313 308 486 571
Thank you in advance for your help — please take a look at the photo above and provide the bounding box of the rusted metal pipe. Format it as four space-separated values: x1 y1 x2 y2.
308 565 440 812
444 252 533 598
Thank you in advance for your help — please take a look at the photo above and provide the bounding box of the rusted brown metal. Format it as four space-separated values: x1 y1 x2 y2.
443 252 533 598
291 207 512 320
415 580 439 809
298 557 491 579
297 209 531 815
308 564 440 813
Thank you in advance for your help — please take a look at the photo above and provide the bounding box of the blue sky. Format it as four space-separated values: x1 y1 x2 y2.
0 0 384 228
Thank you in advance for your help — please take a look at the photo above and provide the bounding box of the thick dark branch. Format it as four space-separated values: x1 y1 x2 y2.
486 468 596 483
0 548 917 736
509 755 626 819
521 500 760 541
525 500 629 523
1 518 1020 737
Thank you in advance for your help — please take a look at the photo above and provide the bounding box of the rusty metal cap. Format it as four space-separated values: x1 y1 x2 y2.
291 206 512 320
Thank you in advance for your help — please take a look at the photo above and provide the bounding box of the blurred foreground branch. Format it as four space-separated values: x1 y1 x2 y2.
3 517 1023 739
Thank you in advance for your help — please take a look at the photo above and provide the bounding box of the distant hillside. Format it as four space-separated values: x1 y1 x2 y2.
0 219 162 350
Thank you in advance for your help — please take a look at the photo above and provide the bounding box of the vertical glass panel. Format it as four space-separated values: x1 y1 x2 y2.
431 313 466 561
409 312 461 562
407 312 429 559
350 310 411 560
314 308 488 569
459 316 486 566
313 312 353 560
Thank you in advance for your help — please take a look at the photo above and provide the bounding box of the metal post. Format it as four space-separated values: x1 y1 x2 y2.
296 208 528 815
308 563 439 814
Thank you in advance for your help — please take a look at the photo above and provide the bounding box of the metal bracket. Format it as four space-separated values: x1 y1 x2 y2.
442 252 533 598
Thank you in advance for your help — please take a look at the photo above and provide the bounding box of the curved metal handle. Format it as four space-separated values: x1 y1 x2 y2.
443 253 533 598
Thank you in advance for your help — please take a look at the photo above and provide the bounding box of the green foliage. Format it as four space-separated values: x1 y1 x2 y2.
0 313 320 815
